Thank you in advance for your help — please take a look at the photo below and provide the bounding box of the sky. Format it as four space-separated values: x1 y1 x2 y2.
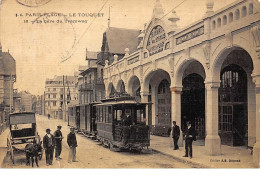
0 0 236 95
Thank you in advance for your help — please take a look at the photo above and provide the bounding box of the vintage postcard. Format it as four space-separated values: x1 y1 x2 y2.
0 0 260 170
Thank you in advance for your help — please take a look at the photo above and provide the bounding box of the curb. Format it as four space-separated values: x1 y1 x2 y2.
150 148 210 168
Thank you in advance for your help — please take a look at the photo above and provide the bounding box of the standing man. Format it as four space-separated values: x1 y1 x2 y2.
172 121 180 150
43 128 55 166
67 127 78 163
54 125 63 160
183 122 196 159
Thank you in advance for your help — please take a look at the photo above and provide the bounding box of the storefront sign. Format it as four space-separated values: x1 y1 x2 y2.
176 26 204 45
147 25 166 56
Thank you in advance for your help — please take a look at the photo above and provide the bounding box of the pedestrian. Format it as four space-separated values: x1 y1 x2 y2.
172 121 180 150
54 125 63 160
43 128 55 166
183 121 196 159
67 127 78 163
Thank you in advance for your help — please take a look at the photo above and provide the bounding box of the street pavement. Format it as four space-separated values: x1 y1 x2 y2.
0 115 197 168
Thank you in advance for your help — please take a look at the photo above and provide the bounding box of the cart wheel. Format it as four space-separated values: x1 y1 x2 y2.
10 146 14 164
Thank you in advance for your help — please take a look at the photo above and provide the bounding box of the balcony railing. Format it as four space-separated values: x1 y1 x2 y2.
78 83 94 91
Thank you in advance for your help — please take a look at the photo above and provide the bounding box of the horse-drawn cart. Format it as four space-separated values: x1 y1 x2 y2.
7 112 42 164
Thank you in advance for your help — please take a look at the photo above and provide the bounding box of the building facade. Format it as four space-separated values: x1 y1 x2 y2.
44 75 78 119
78 51 105 104
0 44 16 134
20 91 33 112
102 0 260 166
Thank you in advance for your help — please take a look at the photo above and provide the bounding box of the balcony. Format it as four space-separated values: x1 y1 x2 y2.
78 83 94 91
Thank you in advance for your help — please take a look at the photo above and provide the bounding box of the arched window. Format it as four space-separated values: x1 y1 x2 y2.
89 74 92 83
235 9 240 20
220 64 247 102
242 6 247 17
158 79 170 94
217 18 221 27
212 20 216 29
223 15 227 25
120 82 125 93
229 12 233 23
249 3 253 15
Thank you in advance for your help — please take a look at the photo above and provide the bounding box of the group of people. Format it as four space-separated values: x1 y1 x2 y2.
171 121 196 159
42 126 78 166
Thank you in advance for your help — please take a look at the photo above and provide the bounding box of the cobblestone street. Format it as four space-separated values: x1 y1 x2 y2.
1 115 198 168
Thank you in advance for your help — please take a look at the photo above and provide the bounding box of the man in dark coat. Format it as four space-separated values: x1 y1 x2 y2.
183 122 196 158
43 128 55 165
67 127 78 163
172 121 180 150
54 125 63 160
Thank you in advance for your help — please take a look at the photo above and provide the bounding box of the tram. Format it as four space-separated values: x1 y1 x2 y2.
68 103 97 136
94 96 150 151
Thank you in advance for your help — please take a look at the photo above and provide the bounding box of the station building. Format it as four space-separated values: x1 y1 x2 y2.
102 0 260 166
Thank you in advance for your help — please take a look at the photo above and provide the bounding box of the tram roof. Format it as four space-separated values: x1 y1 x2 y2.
95 100 149 106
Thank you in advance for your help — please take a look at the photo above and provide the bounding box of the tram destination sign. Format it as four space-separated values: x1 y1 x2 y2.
147 25 166 56
176 26 204 45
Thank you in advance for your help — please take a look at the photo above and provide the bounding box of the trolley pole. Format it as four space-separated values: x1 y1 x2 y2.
62 75 66 122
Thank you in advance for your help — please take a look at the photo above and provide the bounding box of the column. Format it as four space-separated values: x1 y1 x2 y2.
151 86 157 125
170 87 183 147
205 82 221 155
141 90 149 125
253 75 260 167
248 77 256 147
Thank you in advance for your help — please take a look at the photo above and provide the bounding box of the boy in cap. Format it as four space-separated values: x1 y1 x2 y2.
54 125 63 160
43 128 55 165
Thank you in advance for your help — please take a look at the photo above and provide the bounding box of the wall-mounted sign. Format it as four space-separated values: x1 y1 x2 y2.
128 56 139 65
176 26 204 45
147 25 166 56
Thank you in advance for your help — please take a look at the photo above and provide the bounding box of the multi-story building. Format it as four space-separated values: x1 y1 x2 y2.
35 95 44 115
0 43 16 133
20 91 33 112
44 75 78 119
13 89 21 113
78 51 105 104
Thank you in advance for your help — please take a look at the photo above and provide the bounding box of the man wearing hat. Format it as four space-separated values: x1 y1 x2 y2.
67 127 78 163
43 128 55 165
54 125 63 160
172 121 180 150
183 121 196 159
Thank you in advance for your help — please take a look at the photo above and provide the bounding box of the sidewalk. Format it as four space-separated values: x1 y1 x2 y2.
0 127 9 168
149 135 255 168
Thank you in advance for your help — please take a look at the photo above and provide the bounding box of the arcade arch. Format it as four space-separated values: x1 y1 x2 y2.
143 69 171 131
213 47 254 147
175 60 206 140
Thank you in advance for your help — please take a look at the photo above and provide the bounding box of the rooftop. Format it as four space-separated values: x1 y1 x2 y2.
104 27 141 54
0 52 16 76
